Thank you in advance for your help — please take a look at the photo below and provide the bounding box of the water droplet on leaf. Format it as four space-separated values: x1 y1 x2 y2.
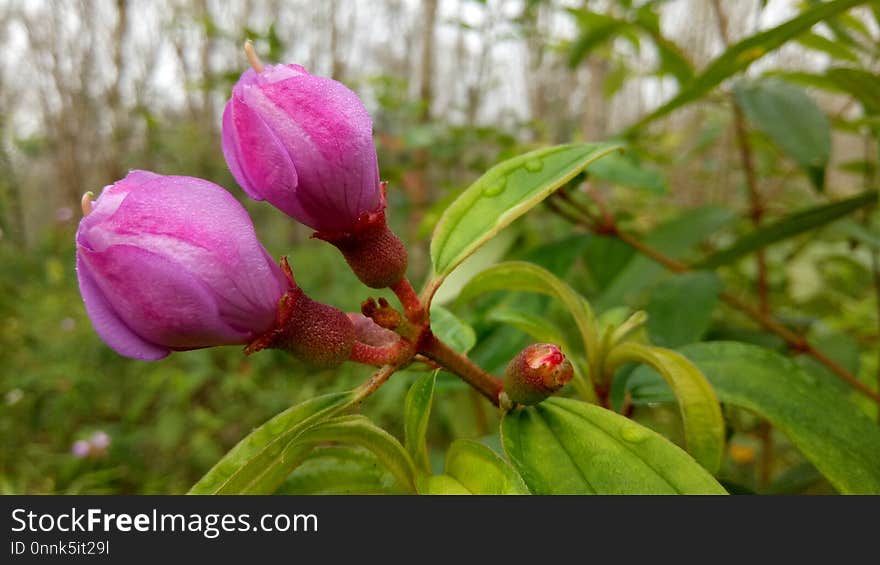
482 178 506 197
524 159 543 173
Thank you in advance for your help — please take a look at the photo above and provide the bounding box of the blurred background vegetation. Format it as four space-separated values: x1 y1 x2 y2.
1 0 878 494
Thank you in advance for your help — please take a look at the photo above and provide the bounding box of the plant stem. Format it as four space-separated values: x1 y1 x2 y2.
548 193 880 405
391 277 426 324
732 102 770 315
711 0 770 315
418 331 503 406
872 249 880 422
353 364 400 404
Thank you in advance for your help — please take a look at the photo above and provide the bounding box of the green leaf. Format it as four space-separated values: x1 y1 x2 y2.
283 446 410 494
628 342 880 494
429 143 621 281
295 415 417 493
416 474 472 495
605 343 725 473
459 261 599 371
597 206 735 310
696 191 878 269
835 219 880 249
568 14 631 68
826 67 880 115
429 306 476 353
188 391 356 494
442 439 530 494
501 398 727 494
795 31 859 62
624 0 868 134
587 152 667 194
767 70 848 94
734 78 830 190
431 229 516 305
646 272 721 348
487 308 567 346
404 371 437 473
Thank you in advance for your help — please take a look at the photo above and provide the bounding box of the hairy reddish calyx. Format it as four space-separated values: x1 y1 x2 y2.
246 257 354 367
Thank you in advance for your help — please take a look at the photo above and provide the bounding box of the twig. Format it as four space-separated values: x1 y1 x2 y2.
711 0 770 315
418 331 504 406
547 192 880 405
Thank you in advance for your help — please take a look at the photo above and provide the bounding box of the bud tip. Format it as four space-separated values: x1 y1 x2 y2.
81 192 95 216
244 40 264 73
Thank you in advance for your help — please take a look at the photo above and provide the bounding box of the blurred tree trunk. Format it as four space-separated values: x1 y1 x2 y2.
328 0 345 81
104 0 130 182
582 57 609 141
418 0 438 123
404 0 438 278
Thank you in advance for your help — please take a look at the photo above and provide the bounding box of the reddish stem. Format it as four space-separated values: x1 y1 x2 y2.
391 277 426 324
418 332 503 406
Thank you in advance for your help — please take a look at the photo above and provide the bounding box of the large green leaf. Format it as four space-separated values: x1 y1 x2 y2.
628 342 880 494
696 191 878 269
417 439 530 495
429 143 621 281
404 371 437 473
487 308 567 347
415 474 472 494
283 446 409 494
605 343 725 473
597 206 735 309
624 0 868 134
501 398 727 494
429 306 476 353
459 261 599 372
646 271 721 348
734 78 831 190
188 391 356 494
294 415 417 493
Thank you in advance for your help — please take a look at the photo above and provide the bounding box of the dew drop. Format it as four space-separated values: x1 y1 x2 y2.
482 177 507 197
524 159 544 173
621 423 649 444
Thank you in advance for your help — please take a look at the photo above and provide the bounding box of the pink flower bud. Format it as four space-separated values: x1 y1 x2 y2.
76 170 288 361
222 64 381 234
504 343 574 405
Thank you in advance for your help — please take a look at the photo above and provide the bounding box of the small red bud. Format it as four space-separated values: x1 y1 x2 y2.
504 343 574 405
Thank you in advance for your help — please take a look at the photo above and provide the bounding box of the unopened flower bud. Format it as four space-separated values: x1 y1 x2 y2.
76 171 288 360
221 58 408 288
504 343 574 405
222 62 381 234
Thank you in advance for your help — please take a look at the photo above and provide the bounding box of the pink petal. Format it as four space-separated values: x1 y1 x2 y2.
80 244 252 349
76 251 169 360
